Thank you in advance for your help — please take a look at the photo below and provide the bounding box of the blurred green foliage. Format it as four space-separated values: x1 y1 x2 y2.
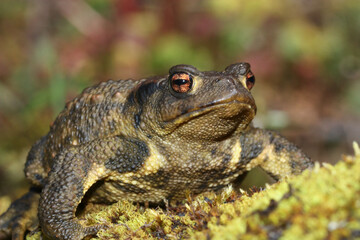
0 0 359 197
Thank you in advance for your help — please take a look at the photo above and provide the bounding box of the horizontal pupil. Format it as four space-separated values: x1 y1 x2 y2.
173 79 189 86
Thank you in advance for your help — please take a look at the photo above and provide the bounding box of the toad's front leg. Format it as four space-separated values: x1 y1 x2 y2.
38 136 148 240
238 127 313 181
39 149 109 240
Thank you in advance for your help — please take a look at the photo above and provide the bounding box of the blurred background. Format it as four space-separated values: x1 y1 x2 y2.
0 0 359 208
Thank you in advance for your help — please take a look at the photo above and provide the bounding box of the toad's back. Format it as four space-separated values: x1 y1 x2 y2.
47 79 140 152
25 78 152 185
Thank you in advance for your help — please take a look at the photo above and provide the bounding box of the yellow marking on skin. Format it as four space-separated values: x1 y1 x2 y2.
83 164 107 193
102 143 167 197
240 76 248 89
131 180 138 185
118 172 134 183
246 144 293 179
106 171 136 187
229 139 242 170
191 76 203 93
141 144 165 174
245 145 272 171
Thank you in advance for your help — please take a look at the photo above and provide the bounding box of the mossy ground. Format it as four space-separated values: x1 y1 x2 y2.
27 143 360 240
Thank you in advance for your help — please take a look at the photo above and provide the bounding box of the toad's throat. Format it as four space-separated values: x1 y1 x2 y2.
164 99 256 124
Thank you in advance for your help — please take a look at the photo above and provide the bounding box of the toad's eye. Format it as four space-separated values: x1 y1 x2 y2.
170 73 193 93
246 71 255 90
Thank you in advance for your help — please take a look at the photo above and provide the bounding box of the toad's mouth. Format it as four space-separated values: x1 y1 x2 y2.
162 98 256 125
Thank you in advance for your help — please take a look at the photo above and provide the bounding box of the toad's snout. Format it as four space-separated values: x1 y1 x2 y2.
211 75 256 111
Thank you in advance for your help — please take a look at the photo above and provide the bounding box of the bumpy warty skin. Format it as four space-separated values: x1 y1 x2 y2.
0 63 313 240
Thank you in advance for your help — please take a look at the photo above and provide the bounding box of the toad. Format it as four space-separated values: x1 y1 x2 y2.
0 63 313 240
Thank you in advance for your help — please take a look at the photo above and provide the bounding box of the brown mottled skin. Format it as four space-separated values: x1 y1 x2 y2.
0 63 313 240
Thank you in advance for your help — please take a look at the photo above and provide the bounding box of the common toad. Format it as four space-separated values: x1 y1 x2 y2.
0 63 313 240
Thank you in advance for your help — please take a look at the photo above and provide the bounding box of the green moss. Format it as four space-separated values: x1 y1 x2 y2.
27 143 360 240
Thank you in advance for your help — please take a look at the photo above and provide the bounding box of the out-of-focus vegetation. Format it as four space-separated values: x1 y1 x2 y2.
0 0 359 199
